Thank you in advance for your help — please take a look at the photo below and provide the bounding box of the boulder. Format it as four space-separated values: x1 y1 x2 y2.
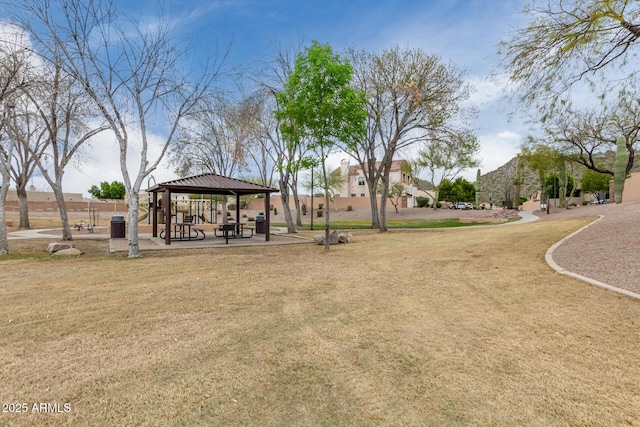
52 248 83 256
47 242 73 253
314 230 353 245
338 232 353 243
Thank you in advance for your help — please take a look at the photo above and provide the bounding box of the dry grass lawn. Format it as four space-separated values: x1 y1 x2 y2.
2 217 640 426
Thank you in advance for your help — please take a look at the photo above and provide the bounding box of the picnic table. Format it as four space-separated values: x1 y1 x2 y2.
214 223 254 243
159 222 206 241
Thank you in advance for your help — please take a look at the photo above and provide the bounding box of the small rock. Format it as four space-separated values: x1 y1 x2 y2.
338 232 353 243
315 230 352 245
52 248 83 256
47 242 73 253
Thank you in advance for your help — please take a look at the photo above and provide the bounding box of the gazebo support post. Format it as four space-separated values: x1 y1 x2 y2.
235 193 241 225
265 192 271 241
164 189 172 245
152 191 158 237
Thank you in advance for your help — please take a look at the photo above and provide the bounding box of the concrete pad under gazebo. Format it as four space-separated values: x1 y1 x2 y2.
146 173 279 245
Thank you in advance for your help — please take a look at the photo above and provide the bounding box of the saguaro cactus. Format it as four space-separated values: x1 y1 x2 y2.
614 135 627 203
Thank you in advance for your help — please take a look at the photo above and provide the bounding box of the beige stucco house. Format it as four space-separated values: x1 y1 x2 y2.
331 159 425 208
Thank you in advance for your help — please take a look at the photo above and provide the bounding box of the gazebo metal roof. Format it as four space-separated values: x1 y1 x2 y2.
147 173 279 195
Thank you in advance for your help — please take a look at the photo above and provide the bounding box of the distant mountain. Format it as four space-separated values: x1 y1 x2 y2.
478 151 640 206
412 150 638 206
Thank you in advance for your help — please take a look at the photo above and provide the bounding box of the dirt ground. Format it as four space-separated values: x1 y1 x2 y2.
18 202 606 226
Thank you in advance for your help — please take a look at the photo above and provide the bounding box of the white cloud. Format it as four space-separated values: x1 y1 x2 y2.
34 127 179 197
469 130 521 177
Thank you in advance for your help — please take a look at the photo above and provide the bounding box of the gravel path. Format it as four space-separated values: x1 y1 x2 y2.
541 200 640 296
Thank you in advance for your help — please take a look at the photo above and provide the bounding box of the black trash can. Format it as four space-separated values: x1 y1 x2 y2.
255 214 266 234
110 215 126 238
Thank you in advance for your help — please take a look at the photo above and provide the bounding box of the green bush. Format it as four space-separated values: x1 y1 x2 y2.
416 196 429 208
346 205 353 211
582 200 590 206
317 210 323 218
227 203 236 210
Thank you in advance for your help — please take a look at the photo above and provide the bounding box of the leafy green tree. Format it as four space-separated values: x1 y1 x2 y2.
439 177 475 203
544 174 575 199
276 41 367 249
581 169 611 200
88 181 126 199
415 133 480 209
438 179 454 202
520 140 557 199
387 182 405 213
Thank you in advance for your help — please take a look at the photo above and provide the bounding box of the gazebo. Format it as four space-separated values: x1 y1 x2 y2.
146 173 280 245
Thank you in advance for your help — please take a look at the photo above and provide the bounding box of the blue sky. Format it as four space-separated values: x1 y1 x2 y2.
31 0 531 194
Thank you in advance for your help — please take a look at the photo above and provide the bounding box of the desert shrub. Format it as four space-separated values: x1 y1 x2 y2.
416 196 429 208
347 205 353 211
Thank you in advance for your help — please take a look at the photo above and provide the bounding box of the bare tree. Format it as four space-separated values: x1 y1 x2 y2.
541 96 640 176
253 45 310 232
11 0 227 256
236 90 276 188
0 29 30 254
346 46 475 231
25 60 107 240
6 93 47 229
171 95 248 222
173 95 248 178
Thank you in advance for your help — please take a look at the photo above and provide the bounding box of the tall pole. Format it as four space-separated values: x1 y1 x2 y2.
147 175 156 224
310 168 314 231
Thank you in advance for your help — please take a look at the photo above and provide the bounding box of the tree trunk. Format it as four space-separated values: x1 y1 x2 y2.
432 188 440 210
51 184 73 241
321 161 331 250
377 173 391 232
291 175 303 227
0 169 11 255
16 182 31 229
127 191 141 258
16 185 30 229
324 192 331 250
279 180 296 233
367 183 380 229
